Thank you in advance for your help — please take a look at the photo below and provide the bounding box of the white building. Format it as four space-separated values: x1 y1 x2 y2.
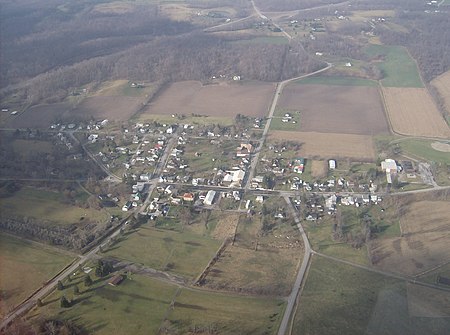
204 190 216 206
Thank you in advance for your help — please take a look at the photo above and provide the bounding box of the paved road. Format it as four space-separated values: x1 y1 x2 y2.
277 196 312 335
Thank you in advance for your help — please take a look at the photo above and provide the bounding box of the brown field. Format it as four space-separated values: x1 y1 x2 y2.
211 214 239 240
432 70 450 115
311 160 327 178
7 103 71 128
382 87 450 138
371 201 450 276
143 80 275 118
72 96 142 121
269 131 376 160
279 84 389 135
204 245 302 296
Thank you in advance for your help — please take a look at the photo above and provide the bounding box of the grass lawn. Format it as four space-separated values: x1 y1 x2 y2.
33 273 177 335
398 139 450 164
293 256 450 335
0 186 109 225
104 226 221 279
0 232 74 316
164 288 285 335
364 45 424 88
296 76 378 87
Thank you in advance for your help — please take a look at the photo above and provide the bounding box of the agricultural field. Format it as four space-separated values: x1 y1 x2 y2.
397 139 450 165
72 96 143 121
382 87 450 138
293 257 450 335
0 186 109 225
431 70 450 118
269 131 376 161
7 103 73 128
142 80 275 119
204 214 303 296
92 80 158 98
371 200 450 276
163 288 285 335
364 45 424 88
103 226 221 279
278 82 389 135
0 232 74 317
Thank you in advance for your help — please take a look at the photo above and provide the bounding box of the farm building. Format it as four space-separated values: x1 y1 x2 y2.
437 276 450 286
328 159 336 170
204 190 216 206
236 143 253 157
108 274 124 287
381 159 398 173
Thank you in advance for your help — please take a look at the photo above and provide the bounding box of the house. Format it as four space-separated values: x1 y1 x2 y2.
255 195 264 204
293 158 305 174
122 201 132 211
306 214 318 221
236 143 253 157
108 274 124 287
182 193 195 202
204 190 216 206
328 159 336 170
362 194 370 204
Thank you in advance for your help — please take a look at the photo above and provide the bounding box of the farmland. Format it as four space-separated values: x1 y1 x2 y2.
431 70 450 118
293 257 450 335
371 200 450 276
364 45 424 88
0 186 109 225
103 226 221 279
382 87 450 138
142 80 275 119
7 103 72 129
269 131 376 160
278 83 389 135
72 96 143 121
0 232 74 317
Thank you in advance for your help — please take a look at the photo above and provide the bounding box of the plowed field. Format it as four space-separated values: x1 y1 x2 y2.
269 131 375 160
432 70 450 116
382 87 450 138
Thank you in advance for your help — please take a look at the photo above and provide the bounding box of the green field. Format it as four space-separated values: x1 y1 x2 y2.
0 232 74 316
296 76 378 87
293 257 450 335
165 288 285 334
0 186 109 225
269 109 301 131
364 45 424 87
104 226 221 279
34 273 177 335
397 139 450 164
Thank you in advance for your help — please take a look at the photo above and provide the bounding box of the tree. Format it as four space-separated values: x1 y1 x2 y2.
37 298 43 307
96 259 113 277
57 280 64 291
84 274 93 287
60 296 71 308
73 285 79 295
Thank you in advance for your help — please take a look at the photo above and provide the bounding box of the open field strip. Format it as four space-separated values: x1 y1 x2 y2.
269 131 376 160
431 70 450 118
382 87 450 138
0 232 74 317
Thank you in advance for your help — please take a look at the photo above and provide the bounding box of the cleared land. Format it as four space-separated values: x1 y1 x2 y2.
269 131 376 160
104 226 221 279
143 80 275 118
293 257 450 335
7 103 72 128
0 186 108 225
371 200 450 276
279 83 389 135
164 288 284 334
431 70 450 116
72 96 142 121
382 87 450 138
0 232 73 317
365 45 424 88
310 160 327 178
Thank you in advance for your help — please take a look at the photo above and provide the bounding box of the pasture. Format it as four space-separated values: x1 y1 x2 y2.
365 45 424 88
293 257 450 335
142 80 275 119
382 87 450 138
0 232 74 317
269 131 376 160
0 186 109 225
371 200 450 276
103 226 221 279
278 83 389 135
397 139 450 165
164 288 285 335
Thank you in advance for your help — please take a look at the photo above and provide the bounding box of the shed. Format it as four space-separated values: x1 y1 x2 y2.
108 274 124 287
328 159 336 170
